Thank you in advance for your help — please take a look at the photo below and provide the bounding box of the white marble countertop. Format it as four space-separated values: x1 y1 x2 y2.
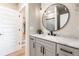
30 34 79 49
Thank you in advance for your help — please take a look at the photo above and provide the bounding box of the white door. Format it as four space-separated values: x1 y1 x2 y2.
0 7 20 55
19 6 25 49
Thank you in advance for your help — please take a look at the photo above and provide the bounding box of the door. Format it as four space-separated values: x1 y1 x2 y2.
0 7 20 55
19 6 26 49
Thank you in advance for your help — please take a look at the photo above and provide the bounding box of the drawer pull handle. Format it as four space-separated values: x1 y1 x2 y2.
40 46 43 53
60 48 73 54
43 46 45 55
33 42 35 48
40 46 45 55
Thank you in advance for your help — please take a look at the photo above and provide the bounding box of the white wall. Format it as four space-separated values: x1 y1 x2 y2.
0 3 18 10
41 3 79 38
24 4 29 56
29 3 41 34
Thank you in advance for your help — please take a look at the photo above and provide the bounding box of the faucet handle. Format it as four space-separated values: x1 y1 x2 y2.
53 34 56 36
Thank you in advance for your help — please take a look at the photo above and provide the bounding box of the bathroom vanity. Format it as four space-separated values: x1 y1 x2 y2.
29 3 79 56
30 34 79 56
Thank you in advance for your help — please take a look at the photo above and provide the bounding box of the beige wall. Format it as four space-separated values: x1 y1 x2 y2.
29 3 41 34
41 3 79 38
24 4 29 56
0 3 18 10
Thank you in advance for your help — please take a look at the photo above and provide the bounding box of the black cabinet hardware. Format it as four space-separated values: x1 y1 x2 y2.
56 53 59 56
33 42 35 48
40 46 43 53
43 46 45 55
60 48 73 54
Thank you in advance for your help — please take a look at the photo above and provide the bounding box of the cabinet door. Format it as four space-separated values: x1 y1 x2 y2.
41 45 54 56
36 38 56 56
30 36 36 56
35 42 54 56
43 41 56 56
35 42 43 56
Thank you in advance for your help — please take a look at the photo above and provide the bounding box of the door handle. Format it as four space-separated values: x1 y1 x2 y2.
18 42 20 45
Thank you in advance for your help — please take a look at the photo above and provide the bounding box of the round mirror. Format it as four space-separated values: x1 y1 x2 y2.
42 3 70 31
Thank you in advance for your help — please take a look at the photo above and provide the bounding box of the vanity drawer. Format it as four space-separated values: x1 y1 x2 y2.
57 44 79 56
36 37 55 46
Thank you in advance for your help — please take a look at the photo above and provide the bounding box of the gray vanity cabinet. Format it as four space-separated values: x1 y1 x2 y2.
29 36 36 56
35 38 56 56
30 35 79 56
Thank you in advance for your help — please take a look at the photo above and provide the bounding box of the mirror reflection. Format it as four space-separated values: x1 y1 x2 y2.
42 3 70 31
